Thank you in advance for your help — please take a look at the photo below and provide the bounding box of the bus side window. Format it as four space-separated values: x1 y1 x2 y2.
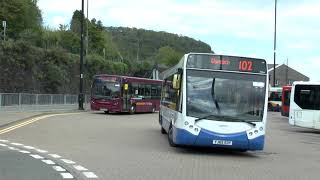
145 84 151 99
139 84 145 98
130 83 139 98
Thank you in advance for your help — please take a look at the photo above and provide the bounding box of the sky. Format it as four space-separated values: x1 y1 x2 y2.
38 0 320 81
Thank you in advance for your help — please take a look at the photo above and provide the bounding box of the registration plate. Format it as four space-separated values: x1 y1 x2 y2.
100 108 108 111
212 140 233 146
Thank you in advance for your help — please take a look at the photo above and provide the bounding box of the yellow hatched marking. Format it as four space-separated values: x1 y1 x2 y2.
0 113 81 135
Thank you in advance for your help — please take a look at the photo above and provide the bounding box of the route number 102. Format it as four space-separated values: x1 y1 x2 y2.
239 61 253 71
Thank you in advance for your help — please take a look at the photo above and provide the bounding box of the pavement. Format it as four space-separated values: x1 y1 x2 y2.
1 111 320 180
0 104 90 127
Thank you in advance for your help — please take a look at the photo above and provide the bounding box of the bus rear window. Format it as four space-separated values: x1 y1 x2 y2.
294 85 320 110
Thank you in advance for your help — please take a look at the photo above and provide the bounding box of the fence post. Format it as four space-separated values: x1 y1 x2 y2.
35 94 39 111
51 95 53 105
0 93 2 110
64 95 67 105
19 93 22 110
35 94 39 105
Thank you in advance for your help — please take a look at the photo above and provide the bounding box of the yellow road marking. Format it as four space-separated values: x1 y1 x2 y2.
0 113 82 135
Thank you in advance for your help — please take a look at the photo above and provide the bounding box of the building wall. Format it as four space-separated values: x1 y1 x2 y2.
269 65 309 87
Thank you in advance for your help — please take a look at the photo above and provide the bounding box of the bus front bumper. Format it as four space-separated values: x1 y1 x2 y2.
173 127 264 151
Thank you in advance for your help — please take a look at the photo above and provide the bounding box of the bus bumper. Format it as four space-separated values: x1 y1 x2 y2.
173 127 264 151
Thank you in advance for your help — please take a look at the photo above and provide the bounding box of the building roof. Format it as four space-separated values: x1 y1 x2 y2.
267 64 281 71
267 63 309 80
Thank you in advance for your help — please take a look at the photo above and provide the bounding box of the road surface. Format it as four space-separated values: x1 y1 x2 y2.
0 112 320 180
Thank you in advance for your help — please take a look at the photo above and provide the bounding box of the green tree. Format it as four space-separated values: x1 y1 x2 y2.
155 46 183 67
70 10 82 36
0 0 42 39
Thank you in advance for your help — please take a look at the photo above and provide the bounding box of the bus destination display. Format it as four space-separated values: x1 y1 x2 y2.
187 54 267 74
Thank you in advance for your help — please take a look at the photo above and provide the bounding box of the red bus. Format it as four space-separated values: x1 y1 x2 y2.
90 75 162 113
281 86 292 117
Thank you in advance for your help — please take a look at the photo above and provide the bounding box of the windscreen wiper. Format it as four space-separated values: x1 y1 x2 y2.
215 115 256 127
194 114 256 127
194 114 228 122
234 119 256 127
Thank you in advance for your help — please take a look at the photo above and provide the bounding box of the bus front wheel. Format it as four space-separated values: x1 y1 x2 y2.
130 105 136 114
168 125 177 147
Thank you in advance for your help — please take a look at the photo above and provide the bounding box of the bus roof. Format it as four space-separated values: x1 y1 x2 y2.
161 53 267 79
292 81 320 86
186 53 266 62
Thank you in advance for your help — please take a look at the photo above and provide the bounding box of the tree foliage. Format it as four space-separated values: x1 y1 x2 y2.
0 2 214 93
0 0 42 39
155 46 183 67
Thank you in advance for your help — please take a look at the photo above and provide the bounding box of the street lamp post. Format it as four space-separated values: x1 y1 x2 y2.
79 0 85 110
273 0 277 87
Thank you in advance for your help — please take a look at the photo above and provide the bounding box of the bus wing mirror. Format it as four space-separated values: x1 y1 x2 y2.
172 74 181 90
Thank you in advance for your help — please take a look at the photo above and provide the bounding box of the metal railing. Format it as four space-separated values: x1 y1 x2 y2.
0 93 90 112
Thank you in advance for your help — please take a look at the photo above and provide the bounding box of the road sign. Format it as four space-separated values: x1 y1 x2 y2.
2 21 6 28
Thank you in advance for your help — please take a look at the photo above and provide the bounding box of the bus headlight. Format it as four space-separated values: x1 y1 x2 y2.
184 121 189 126
249 132 253 136
194 128 199 132
259 127 263 131
189 125 193 129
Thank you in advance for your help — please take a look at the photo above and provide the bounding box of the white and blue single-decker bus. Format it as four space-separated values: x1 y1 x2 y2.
159 53 268 151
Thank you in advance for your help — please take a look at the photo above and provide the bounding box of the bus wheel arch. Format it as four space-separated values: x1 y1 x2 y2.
168 124 177 147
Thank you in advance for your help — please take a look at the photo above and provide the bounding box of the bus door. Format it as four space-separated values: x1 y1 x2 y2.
313 87 320 129
293 88 315 128
122 83 130 111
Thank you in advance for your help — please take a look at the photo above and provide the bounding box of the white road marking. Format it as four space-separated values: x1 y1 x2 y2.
30 154 44 159
0 139 9 142
49 154 62 158
73 165 88 171
19 150 30 154
36 149 48 153
83 172 98 178
8 146 20 151
60 173 74 179
42 159 56 165
11 142 23 146
0 143 7 147
52 166 66 172
61 159 76 164
24 146 35 149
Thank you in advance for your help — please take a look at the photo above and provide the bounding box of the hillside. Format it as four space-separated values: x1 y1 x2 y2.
107 27 213 62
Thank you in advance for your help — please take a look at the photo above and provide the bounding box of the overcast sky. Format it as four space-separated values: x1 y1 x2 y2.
38 0 320 81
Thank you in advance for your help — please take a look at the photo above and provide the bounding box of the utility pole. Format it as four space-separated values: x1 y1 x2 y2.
79 0 85 110
86 0 89 55
285 58 289 85
273 0 277 87
2 21 6 41
103 48 106 60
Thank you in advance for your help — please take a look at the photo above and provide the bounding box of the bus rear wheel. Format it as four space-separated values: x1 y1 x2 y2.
168 125 177 147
